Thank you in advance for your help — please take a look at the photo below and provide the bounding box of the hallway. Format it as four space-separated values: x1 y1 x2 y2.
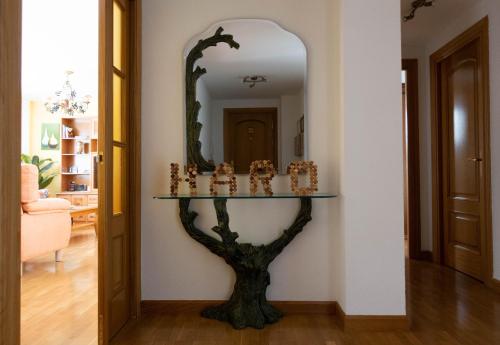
111 260 500 345
406 260 500 344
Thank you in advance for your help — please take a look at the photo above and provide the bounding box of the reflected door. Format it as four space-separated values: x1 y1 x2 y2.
98 0 132 341
224 108 277 174
439 38 487 281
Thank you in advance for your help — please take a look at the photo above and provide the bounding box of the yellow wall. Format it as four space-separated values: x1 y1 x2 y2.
28 101 62 195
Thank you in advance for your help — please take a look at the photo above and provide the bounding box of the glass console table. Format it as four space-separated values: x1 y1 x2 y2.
154 193 336 329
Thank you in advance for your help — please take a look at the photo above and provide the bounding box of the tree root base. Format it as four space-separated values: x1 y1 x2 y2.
201 302 283 329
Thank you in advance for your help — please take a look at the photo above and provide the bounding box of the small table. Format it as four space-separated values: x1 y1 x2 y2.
70 206 98 234
154 193 336 329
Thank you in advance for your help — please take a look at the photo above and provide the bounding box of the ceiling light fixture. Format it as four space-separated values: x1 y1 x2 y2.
403 0 435 22
243 75 267 88
45 70 91 116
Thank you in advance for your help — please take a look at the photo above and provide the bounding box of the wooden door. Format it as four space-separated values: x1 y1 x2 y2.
224 108 278 174
99 0 138 342
439 38 488 281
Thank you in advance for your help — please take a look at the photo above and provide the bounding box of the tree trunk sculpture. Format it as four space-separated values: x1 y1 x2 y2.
185 27 240 172
178 197 313 329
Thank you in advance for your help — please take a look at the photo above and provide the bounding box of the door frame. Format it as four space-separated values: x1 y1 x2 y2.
430 17 492 282
402 59 422 260
0 0 22 343
128 0 142 325
0 0 142 343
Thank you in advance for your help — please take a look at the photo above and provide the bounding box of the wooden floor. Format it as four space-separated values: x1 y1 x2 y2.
21 229 97 345
20 232 500 345
112 260 500 345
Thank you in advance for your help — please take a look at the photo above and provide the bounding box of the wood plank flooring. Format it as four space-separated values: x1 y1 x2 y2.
20 230 500 345
112 260 500 345
21 229 97 345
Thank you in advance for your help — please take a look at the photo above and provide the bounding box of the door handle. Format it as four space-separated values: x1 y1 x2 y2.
468 157 483 162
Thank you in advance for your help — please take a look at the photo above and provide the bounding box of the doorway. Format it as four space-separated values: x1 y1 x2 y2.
224 108 278 174
402 59 421 260
21 1 99 344
430 17 492 282
0 0 142 344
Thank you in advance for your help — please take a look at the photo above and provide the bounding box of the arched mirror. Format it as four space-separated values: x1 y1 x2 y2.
184 19 307 174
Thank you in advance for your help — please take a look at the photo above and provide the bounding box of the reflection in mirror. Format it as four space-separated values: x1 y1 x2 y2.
185 19 307 174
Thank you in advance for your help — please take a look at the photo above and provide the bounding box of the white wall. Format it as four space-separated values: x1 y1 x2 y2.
339 0 405 315
142 0 339 302
22 0 98 100
21 100 30 153
142 0 406 315
402 0 500 279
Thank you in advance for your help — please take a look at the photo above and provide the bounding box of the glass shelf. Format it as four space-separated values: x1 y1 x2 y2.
154 193 337 200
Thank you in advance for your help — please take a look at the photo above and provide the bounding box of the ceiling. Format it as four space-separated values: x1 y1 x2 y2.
185 19 306 99
401 0 482 46
23 0 98 100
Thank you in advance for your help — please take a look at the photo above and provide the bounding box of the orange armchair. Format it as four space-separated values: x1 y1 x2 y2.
20 164 71 273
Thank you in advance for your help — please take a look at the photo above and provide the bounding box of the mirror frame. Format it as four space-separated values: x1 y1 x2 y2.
185 27 240 172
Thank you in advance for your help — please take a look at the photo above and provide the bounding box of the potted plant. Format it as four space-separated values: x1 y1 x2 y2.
21 154 59 189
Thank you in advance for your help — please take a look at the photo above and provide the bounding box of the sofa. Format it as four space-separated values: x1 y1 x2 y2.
21 164 72 272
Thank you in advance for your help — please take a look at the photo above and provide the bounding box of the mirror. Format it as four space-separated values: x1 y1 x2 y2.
185 19 307 174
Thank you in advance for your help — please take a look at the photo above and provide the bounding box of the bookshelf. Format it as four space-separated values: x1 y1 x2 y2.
58 117 98 198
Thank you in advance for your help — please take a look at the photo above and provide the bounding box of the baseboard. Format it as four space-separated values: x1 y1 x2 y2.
489 278 500 294
142 300 214 314
271 301 337 314
334 303 410 332
141 300 337 315
419 250 433 262
141 300 410 331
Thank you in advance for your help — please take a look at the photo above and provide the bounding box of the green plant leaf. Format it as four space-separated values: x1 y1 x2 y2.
46 174 58 181
21 154 58 189
21 154 31 163
39 176 55 189
39 161 55 173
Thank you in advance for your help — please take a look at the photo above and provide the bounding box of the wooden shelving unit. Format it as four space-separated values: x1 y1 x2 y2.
57 117 99 225
60 117 98 193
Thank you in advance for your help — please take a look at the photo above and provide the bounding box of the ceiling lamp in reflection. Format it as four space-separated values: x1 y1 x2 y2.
403 0 435 22
242 75 267 88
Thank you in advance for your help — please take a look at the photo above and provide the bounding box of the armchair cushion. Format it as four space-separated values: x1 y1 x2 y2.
21 164 39 203
21 212 71 262
22 198 71 214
